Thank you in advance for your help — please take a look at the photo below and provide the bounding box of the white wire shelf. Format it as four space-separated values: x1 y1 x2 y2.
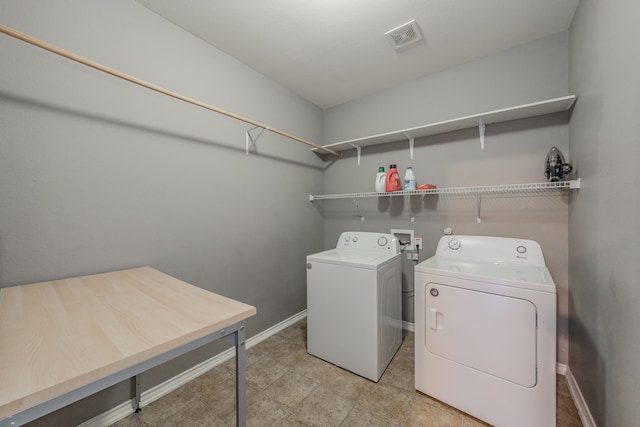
309 180 580 201
315 95 576 156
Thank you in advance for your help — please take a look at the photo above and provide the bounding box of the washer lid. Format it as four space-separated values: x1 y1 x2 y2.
415 257 555 293
307 249 399 269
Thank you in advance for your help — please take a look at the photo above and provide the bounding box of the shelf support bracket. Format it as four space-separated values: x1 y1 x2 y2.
352 198 365 221
476 194 482 223
403 133 415 159
246 126 266 155
347 143 362 166
478 118 486 150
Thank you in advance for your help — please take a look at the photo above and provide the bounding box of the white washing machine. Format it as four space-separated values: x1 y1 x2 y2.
415 235 556 427
306 231 402 382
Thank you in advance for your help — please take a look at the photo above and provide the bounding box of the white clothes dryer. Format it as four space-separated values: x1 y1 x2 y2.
415 235 556 427
307 231 402 382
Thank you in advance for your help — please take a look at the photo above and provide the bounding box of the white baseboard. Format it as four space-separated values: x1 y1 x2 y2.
245 310 307 349
556 362 568 375
564 367 597 427
78 310 308 427
402 320 415 332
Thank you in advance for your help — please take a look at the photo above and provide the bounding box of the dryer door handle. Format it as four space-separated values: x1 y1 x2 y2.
430 308 438 330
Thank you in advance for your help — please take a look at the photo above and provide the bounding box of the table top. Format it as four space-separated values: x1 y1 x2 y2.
0 267 256 419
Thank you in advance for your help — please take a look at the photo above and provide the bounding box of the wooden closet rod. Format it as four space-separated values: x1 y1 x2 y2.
0 24 342 158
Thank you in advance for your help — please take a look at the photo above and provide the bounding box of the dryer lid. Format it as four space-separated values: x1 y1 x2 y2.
433 235 546 267
415 257 555 292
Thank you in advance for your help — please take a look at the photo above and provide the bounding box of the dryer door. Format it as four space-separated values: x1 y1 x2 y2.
425 282 537 387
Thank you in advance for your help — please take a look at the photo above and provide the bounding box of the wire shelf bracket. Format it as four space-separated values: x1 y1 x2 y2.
402 132 415 160
352 198 365 221
346 143 362 166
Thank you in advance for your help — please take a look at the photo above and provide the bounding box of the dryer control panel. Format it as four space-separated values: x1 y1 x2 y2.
336 232 400 254
435 235 546 267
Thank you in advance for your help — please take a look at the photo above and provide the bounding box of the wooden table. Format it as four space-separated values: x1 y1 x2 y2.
0 267 257 426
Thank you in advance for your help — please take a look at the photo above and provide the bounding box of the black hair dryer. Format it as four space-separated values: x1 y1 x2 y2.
544 147 573 182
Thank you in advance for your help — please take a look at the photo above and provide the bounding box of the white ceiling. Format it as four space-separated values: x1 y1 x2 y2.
136 0 579 109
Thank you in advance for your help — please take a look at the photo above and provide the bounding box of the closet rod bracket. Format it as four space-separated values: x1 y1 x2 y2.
246 126 266 155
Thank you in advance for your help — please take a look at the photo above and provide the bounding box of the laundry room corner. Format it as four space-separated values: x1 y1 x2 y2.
320 31 572 367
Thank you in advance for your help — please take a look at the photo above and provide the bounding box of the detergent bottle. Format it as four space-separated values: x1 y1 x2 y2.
385 164 401 192
404 166 417 190
375 166 386 192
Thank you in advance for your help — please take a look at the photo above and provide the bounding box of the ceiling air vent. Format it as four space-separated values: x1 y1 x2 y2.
384 19 423 50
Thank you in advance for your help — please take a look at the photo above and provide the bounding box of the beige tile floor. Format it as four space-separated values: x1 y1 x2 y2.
112 319 583 427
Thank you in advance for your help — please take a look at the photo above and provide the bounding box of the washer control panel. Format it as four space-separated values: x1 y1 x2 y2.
435 235 546 267
336 232 399 254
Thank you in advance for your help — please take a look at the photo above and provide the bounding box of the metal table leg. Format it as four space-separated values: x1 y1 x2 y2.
134 375 142 413
235 323 247 427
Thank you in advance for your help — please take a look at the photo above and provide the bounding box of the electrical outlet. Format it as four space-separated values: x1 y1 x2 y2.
414 237 423 250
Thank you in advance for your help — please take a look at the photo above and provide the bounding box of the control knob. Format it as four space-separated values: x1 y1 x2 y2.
448 238 461 250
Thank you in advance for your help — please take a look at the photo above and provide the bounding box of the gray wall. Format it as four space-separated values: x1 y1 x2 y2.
568 1 640 426
322 32 572 365
0 0 324 424
6 1 638 425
